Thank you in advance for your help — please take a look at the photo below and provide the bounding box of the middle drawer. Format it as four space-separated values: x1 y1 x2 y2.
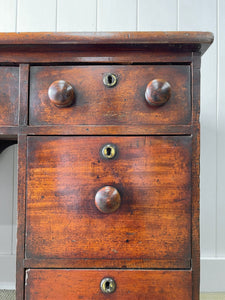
26 136 191 266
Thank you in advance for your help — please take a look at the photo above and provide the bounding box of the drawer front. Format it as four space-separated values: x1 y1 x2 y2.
26 136 191 263
0 67 19 125
25 269 192 300
29 65 191 126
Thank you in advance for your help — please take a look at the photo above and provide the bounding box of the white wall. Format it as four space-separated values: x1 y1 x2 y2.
0 0 224 292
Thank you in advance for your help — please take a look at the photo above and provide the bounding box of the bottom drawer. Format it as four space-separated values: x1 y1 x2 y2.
25 269 192 300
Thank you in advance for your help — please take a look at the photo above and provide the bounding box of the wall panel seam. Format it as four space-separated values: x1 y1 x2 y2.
96 0 98 31
136 0 139 30
15 0 18 32
55 0 58 31
96 0 99 31
177 0 179 30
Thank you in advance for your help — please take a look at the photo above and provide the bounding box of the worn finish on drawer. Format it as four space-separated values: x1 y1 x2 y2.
25 269 192 300
29 65 191 125
0 67 19 125
26 136 191 263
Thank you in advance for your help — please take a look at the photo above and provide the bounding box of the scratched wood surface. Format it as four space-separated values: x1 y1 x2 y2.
29 65 191 126
25 269 192 300
26 136 192 264
0 67 19 126
0 0 220 294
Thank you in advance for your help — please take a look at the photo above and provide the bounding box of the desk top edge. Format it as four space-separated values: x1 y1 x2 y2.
0 31 213 54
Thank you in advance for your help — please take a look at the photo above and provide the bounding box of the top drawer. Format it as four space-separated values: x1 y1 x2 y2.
29 65 191 126
0 67 19 126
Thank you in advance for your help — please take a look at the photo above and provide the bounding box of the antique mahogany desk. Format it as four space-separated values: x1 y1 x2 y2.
0 32 213 299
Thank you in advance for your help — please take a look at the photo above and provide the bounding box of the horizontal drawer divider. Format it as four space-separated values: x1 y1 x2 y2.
20 125 192 135
24 258 191 269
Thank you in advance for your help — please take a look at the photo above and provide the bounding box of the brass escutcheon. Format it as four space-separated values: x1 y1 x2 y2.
103 73 117 87
100 277 116 294
101 144 116 159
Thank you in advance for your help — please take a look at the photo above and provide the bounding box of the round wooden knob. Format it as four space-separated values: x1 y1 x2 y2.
145 79 171 106
48 80 75 107
95 186 121 214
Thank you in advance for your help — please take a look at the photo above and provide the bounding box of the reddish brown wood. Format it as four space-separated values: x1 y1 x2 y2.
19 64 29 126
25 269 192 300
0 49 193 64
0 31 213 44
192 53 201 300
20 124 192 135
0 67 19 125
48 80 75 107
0 31 213 55
0 32 213 300
26 136 191 263
23 258 191 269
16 135 27 300
29 65 191 126
145 79 171 106
0 126 18 138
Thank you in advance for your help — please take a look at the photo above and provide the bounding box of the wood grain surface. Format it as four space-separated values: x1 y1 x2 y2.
25 269 192 300
0 32 213 299
23 257 191 269
0 67 19 126
29 65 191 126
0 31 213 52
0 48 194 64
26 136 192 265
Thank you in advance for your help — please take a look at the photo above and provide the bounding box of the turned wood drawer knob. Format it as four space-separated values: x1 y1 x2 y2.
145 79 171 106
48 80 75 107
95 186 121 214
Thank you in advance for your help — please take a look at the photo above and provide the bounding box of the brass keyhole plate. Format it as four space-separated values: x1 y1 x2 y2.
101 144 117 159
103 73 117 87
100 277 116 294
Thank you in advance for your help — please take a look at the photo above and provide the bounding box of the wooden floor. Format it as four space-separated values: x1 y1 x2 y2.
0 290 225 299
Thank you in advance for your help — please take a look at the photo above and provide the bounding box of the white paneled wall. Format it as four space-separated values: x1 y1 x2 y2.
138 0 177 30
57 0 97 31
97 0 137 31
0 0 17 32
217 0 225 256
0 0 224 292
17 0 56 32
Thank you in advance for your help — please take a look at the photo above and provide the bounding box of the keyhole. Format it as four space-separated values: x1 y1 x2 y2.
106 147 111 156
107 75 112 84
100 277 116 294
103 73 117 87
105 281 110 290
101 144 116 159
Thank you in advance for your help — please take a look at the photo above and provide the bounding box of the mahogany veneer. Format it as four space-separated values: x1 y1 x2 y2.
26 136 191 262
29 65 191 125
25 269 192 300
0 67 19 125
0 32 213 300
